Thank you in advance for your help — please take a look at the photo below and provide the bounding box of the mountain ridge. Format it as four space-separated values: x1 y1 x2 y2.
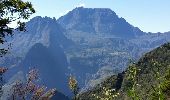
57 7 144 38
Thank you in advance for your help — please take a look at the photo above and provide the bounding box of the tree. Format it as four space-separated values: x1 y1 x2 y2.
0 0 35 56
0 0 35 98
69 76 79 100
124 63 141 100
2 69 56 100
0 67 8 97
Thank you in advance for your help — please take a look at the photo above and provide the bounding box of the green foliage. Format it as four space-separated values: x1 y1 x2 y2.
150 60 166 100
91 87 120 100
78 73 124 100
79 43 170 100
160 69 170 98
125 63 140 100
123 43 170 100
151 85 165 100
0 0 35 56
161 80 170 92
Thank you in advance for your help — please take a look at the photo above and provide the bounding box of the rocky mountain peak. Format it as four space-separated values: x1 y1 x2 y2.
57 7 143 38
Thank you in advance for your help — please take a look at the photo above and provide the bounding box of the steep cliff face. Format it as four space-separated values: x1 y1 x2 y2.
10 16 71 56
19 43 69 95
1 16 72 96
58 7 144 38
16 17 72 95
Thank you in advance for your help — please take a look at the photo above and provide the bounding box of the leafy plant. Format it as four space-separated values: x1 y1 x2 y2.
69 76 79 100
0 0 35 56
126 63 140 100
150 60 166 100
0 67 8 97
91 87 120 100
0 68 56 100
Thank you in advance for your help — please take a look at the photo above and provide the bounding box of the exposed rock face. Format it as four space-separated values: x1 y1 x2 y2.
1 16 72 95
57 7 144 38
19 43 69 95
10 16 71 56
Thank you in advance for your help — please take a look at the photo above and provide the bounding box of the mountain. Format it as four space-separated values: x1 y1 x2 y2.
57 7 170 90
0 16 72 68
0 16 73 96
1 7 170 98
19 43 69 95
11 16 72 56
17 16 73 95
78 42 170 100
57 7 144 38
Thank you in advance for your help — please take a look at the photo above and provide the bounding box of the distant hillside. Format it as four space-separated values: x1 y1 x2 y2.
79 42 170 100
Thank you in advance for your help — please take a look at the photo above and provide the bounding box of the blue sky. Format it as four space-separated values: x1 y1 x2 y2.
25 0 170 33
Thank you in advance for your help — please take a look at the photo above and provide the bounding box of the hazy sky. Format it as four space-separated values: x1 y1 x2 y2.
24 0 170 33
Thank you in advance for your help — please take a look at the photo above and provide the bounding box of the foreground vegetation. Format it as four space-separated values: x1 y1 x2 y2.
0 68 56 99
77 43 170 100
0 0 35 56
